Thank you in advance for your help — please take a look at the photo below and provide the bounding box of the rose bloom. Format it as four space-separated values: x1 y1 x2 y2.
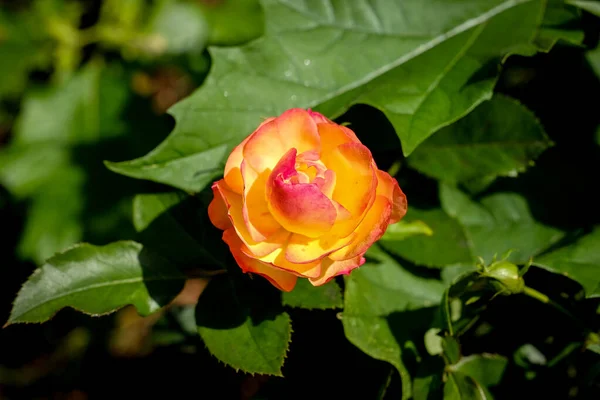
208 108 407 291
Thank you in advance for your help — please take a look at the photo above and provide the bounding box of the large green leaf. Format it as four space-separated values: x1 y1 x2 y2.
380 206 472 268
343 245 445 399
440 184 565 264
407 96 551 185
107 0 550 192
534 227 600 297
281 278 342 310
6 241 185 325
196 275 291 376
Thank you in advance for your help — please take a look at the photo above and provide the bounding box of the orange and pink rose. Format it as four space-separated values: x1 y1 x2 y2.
208 108 407 291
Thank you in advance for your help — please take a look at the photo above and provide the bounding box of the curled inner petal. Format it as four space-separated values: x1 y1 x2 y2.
267 148 337 238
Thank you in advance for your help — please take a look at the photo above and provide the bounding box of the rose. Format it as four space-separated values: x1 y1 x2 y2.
208 108 407 291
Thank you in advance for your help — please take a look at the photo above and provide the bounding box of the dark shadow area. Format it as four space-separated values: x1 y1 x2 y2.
134 187 230 271
492 45 600 230
336 103 404 172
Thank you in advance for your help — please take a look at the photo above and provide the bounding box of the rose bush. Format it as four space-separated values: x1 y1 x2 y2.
208 108 407 291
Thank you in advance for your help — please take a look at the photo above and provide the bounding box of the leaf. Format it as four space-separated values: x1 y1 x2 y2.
0 7 53 98
281 279 342 310
133 191 228 267
450 354 508 387
199 0 264 46
380 206 472 268
0 62 138 262
534 0 585 51
534 227 600 297
407 95 552 185
343 245 445 399
195 274 291 376
567 0 600 17
440 184 565 264
16 165 85 265
107 0 549 192
382 219 433 241
444 371 490 400
6 241 185 325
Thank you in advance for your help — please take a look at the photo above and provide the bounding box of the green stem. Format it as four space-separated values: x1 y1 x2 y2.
523 286 583 328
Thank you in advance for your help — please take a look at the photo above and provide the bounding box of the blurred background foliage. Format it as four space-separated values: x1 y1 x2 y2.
0 0 600 399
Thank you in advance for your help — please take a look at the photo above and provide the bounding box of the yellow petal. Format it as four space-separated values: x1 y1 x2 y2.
241 161 282 241
309 255 365 286
208 180 232 230
376 170 408 224
285 231 356 264
213 180 287 257
223 229 297 292
329 195 392 261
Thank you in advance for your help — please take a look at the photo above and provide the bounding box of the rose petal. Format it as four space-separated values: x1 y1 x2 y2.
376 170 408 224
321 142 377 237
214 180 288 257
329 195 392 261
208 180 232 230
241 161 282 241
223 229 297 292
317 123 361 155
285 231 356 264
309 255 365 286
243 108 320 172
253 247 322 279
267 148 337 238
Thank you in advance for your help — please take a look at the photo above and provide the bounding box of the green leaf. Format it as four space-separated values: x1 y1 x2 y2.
440 184 565 264
534 227 600 297
0 7 52 98
6 241 185 325
380 206 472 268
199 0 264 46
0 62 129 198
107 0 549 192
382 219 433 241
444 371 490 400
16 165 85 265
196 275 291 376
534 0 585 51
281 279 342 310
133 191 228 268
343 245 445 399
450 354 508 387
443 336 462 365
567 0 600 17
407 95 552 185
